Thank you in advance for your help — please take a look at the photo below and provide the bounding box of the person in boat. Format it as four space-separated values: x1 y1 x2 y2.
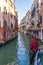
30 34 38 64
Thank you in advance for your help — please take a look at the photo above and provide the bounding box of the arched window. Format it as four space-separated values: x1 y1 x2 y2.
3 20 7 28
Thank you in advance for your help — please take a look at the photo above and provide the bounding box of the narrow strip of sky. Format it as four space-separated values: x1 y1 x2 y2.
15 0 34 24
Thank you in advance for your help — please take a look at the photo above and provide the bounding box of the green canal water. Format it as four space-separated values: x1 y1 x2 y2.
0 33 42 65
0 33 32 65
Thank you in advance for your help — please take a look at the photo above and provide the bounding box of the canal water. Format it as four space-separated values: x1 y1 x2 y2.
0 33 31 65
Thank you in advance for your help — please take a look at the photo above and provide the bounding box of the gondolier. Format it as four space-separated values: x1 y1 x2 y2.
30 34 38 64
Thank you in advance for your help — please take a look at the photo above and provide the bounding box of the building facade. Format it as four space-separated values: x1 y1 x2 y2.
20 16 26 33
20 0 43 41
26 10 31 34
20 10 31 34
0 0 18 44
30 0 43 40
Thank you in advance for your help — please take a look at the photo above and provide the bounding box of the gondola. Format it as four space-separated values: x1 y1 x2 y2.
34 49 43 65
30 45 43 65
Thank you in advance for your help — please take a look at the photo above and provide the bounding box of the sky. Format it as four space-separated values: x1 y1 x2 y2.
15 0 34 24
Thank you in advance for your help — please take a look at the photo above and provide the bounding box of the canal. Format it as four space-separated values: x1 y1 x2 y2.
0 33 32 65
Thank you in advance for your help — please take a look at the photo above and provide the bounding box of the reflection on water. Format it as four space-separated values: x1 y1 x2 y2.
0 33 31 65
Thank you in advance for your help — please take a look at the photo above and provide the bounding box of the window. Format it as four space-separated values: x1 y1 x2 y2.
5 0 7 2
37 23 40 27
10 4 13 8
11 23 13 28
39 16 42 23
31 7 36 17
0 7 1 12
14 16 16 19
3 20 7 28
0 21 1 27
41 3 43 6
37 3 39 8
31 22 34 26
11 14 12 18
3 32 6 38
14 6 15 11
42 30 43 38
4 7 7 14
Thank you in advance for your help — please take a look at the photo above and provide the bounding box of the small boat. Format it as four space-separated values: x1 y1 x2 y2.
34 49 43 65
